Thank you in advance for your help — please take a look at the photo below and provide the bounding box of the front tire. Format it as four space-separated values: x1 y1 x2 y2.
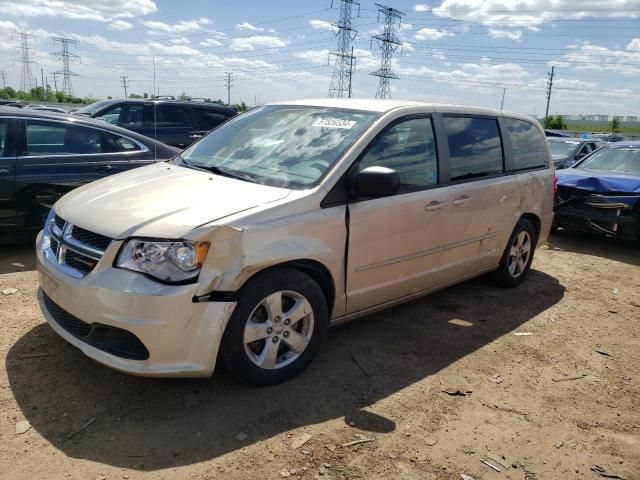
220 268 329 385
492 218 537 288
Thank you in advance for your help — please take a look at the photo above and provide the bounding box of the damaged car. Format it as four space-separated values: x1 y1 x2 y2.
547 137 605 169
554 141 640 240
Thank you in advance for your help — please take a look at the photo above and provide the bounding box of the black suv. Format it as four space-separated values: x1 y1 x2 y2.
73 99 237 148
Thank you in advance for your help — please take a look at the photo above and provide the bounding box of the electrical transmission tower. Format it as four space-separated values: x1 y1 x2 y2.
17 32 36 92
545 66 555 119
370 3 404 99
328 0 359 98
52 37 79 96
225 72 232 105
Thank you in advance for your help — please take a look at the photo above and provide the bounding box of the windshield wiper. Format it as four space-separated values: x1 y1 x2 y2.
177 157 257 183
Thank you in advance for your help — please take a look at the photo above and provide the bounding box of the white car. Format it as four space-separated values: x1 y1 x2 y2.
36 99 554 385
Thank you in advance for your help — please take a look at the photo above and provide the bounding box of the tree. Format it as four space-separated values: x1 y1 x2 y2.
143 92 148 99
129 93 143 99
543 115 567 130
233 101 248 112
610 117 621 133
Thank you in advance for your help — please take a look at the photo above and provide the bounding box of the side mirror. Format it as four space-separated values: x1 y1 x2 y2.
353 166 401 198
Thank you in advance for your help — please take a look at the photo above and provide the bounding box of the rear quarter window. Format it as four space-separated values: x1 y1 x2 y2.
443 116 504 181
505 118 549 171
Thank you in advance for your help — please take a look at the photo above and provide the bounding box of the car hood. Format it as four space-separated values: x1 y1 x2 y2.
557 168 640 193
54 162 292 239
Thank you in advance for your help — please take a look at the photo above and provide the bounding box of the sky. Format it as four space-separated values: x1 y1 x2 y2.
0 0 639 117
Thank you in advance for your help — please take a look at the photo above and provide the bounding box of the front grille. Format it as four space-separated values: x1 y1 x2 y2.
43 293 149 361
71 226 112 251
53 214 65 231
48 214 113 277
50 237 59 256
64 250 98 274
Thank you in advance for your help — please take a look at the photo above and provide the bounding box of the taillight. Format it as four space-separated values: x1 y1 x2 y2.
553 175 558 194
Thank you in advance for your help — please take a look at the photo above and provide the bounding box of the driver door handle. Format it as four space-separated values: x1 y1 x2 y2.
453 195 471 206
425 200 445 211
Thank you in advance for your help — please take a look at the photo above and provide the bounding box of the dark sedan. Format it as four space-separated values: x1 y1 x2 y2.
0 107 178 243
547 137 605 169
73 99 237 148
554 142 640 241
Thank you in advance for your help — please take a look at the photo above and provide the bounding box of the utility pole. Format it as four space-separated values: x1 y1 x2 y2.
52 72 59 93
1 70 5 89
152 56 156 98
225 72 232 105
17 32 36 92
370 4 404 99
500 88 506 110
120 75 129 98
40 67 46 101
52 37 79 96
545 66 555 120
328 0 359 98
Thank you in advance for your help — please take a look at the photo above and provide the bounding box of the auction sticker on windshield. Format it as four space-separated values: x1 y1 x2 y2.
312 118 357 129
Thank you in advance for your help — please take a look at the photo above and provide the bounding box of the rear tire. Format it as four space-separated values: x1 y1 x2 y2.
492 219 537 288
220 268 329 385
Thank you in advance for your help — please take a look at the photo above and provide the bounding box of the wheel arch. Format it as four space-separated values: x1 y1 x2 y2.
236 259 336 318
520 212 541 241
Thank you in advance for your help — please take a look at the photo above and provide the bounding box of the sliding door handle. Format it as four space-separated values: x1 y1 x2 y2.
425 200 445 211
453 195 471 206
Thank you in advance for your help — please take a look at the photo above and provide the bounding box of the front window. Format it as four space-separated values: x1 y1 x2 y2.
179 105 379 189
548 140 580 157
578 146 640 174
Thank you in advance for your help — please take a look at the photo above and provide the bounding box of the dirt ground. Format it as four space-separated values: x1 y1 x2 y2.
1 230 638 480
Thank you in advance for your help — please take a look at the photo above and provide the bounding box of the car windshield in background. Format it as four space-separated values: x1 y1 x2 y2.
179 105 379 189
577 146 640 174
548 140 580 156
73 101 113 115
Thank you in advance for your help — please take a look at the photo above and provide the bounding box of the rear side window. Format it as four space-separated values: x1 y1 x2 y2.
107 133 142 152
0 119 9 157
154 105 193 128
505 118 548 170
195 109 230 129
25 120 104 155
443 116 504 181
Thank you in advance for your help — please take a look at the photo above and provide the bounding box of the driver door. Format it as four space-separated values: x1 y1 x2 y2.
346 116 447 313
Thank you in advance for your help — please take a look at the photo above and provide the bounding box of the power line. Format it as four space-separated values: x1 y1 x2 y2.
545 65 555 119
52 37 79 96
17 32 36 92
370 3 405 99
328 0 359 98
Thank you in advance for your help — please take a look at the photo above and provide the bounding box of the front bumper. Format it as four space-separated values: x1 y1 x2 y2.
36 231 236 377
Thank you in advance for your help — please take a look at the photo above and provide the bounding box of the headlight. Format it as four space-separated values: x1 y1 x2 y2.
116 239 210 284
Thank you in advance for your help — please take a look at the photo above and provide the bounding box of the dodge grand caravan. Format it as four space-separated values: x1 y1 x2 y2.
36 99 554 385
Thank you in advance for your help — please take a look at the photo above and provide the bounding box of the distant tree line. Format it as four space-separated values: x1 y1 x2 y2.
0 86 95 104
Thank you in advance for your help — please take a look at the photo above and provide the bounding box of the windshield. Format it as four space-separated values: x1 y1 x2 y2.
179 105 379 189
548 140 580 157
578 146 640 174
73 100 114 116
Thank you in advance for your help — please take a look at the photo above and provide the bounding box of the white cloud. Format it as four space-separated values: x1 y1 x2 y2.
432 0 640 29
558 41 640 76
143 17 211 34
200 38 223 47
414 4 430 12
108 20 133 31
488 28 522 41
169 37 191 45
414 27 454 40
230 35 287 51
309 19 333 30
400 22 413 31
627 38 640 51
236 22 263 31
0 0 157 22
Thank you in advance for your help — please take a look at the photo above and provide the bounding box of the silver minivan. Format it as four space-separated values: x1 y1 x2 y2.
36 99 554 385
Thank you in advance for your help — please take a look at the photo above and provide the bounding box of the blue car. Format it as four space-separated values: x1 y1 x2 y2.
554 141 640 241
